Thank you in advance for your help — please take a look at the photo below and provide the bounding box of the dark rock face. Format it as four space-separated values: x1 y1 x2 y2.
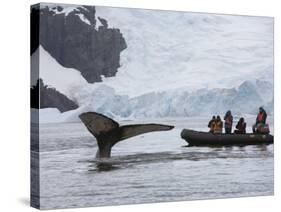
30 6 39 55
30 4 127 112
38 5 127 83
31 79 79 112
30 79 40 110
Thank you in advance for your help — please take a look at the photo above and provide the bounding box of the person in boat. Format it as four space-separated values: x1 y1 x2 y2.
234 117 246 134
224 110 233 134
213 115 223 134
208 116 216 133
252 107 269 134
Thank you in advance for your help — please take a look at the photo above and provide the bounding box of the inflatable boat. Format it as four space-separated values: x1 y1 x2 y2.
181 129 273 146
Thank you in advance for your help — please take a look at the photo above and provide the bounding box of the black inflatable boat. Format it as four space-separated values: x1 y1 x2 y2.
181 129 274 146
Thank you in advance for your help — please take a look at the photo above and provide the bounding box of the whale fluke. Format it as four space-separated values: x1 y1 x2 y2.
79 112 119 137
79 112 174 158
119 124 174 141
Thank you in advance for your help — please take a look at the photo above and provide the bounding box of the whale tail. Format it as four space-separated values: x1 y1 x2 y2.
119 124 174 141
79 112 174 158
79 112 119 138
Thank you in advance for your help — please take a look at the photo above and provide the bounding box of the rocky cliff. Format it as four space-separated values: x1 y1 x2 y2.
31 4 127 83
31 79 79 112
31 4 127 112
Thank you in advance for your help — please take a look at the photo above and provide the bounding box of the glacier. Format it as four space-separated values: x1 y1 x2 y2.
38 6 273 122
94 7 273 97
40 79 273 122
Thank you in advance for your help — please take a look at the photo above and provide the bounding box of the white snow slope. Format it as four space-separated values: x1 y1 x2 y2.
39 46 88 99
94 7 273 97
38 5 274 122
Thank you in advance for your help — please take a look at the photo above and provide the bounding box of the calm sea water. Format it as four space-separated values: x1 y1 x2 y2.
36 116 274 209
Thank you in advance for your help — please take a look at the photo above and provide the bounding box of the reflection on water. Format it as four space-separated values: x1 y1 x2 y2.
87 145 272 172
36 117 274 209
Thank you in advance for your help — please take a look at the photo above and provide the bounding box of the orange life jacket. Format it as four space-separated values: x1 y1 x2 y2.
213 121 223 133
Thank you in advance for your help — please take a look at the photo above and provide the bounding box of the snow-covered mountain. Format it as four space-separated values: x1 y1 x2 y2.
31 3 126 83
94 7 273 97
38 46 88 99
34 4 274 122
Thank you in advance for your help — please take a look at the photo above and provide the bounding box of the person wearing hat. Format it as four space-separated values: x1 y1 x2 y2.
224 110 233 134
208 115 216 133
234 117 246 134
213 115 223 134
252 107 267 133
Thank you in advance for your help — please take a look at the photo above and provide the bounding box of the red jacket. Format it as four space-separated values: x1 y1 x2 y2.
256 111 267 125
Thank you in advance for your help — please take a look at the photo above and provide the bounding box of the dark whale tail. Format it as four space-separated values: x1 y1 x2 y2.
79 112 174 158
